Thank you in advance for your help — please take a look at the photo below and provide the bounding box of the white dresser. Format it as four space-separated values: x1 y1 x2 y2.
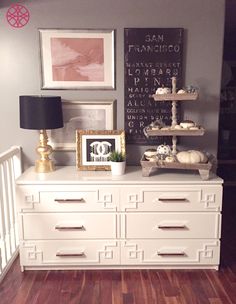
16 166 223 271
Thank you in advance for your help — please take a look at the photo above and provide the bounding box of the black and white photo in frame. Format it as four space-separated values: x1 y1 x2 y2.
76 130 125 171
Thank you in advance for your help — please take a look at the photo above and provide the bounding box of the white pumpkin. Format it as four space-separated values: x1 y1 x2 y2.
155 87 171 94
180 120 195 129
177 89 186 94
176 150 208 164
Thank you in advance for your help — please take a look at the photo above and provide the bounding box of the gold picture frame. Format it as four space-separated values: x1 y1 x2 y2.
76 130 126 171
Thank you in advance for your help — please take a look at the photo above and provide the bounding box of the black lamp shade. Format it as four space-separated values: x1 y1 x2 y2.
20 96 63 130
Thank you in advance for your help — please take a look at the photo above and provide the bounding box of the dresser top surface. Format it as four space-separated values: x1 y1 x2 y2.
16 166 223 186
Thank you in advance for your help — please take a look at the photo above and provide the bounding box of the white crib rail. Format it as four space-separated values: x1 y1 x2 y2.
0 146 22 283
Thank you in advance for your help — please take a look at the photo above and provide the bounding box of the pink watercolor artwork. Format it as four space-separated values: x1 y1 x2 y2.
50 38 104 82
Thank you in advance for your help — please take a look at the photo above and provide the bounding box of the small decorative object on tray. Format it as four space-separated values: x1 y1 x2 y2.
164 155 175 163
179 120 195 129
176 150 208 164
155 86 171 94
144 149 158 161
177 89 186 94
143 118 166 138
184 85 199 94
156 144 172 160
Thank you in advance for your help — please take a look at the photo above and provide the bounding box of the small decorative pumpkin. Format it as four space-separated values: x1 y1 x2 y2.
165 155 175 163
156 144 172 160
177 89 186 94
155 87 171 94
180 120 195 129
176 150 208 164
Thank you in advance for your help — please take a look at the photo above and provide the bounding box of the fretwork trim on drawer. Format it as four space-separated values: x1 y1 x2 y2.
122 188 222 212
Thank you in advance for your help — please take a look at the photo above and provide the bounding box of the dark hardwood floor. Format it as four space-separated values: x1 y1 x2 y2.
0 187 236 304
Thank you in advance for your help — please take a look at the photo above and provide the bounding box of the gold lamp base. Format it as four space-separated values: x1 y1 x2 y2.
35 129 55 173
35 159 54 173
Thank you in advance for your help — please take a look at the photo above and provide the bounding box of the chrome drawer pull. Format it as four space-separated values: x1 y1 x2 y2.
56 252 85 257
55 225 85 230
158 224 186 229
54 199 84 203
158 198 188 202
157 252 185 256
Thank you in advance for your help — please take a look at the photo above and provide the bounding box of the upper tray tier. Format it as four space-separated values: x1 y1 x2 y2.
146 127 205 137
152 93 198 101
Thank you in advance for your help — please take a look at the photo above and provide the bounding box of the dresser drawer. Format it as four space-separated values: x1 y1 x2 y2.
121 239 220 266
20 240 120 266
122 213 221 239
20 213 117 240
120 186 222 212
17 186 118 212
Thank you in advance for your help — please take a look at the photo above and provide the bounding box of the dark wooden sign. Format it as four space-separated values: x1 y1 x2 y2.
124 28 184 145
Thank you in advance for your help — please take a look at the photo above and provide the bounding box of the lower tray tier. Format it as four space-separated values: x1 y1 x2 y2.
140 156 213 180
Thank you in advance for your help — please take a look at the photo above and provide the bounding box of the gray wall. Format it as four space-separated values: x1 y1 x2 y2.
0 0 225 168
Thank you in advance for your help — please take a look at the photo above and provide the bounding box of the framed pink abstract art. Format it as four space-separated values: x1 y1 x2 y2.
39 29 115 89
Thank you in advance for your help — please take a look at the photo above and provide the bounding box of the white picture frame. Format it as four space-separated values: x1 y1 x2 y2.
48 100 116 151
39 29 115 90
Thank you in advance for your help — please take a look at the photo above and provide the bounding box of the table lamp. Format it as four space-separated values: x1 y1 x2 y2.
19 95 63 173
